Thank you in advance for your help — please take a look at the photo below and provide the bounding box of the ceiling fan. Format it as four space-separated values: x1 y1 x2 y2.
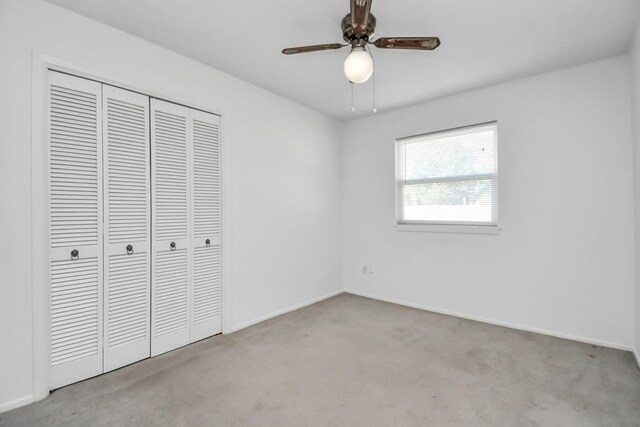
282 0 441 84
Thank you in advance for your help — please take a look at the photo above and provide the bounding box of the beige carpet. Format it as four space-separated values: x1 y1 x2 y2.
1 293 639 426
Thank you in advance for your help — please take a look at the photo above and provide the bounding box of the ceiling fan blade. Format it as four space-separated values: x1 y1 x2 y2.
282 43 344 55
350 0 372 35
373 37 441 50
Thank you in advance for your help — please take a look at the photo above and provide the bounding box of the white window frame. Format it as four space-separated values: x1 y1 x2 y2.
395 121 499 234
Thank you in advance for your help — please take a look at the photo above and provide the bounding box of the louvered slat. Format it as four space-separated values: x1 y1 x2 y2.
103 85 151 372
49 72 103 389
106 95 148 244
193 246 221 324
192 119 220 237
155 249 189 335
106 253 148 347
50 257 99 366
190 110 222 342
154 110 188 240
50 83 98 248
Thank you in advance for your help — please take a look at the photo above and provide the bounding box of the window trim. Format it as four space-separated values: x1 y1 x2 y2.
395 223 501 235
395 121 499 231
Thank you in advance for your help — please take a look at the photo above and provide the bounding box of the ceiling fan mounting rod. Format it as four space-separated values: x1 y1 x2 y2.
341 13 377 43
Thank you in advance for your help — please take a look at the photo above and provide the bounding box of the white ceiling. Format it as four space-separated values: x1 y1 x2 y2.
46 0 640 120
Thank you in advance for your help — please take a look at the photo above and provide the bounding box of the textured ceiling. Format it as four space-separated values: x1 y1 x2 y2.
45 0 640 120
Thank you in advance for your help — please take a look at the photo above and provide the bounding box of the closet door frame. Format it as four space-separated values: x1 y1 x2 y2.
31 55 226 404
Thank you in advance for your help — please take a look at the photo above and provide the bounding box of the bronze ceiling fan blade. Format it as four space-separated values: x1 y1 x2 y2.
373 37 441 50
350 0 372 35
282 43 345 55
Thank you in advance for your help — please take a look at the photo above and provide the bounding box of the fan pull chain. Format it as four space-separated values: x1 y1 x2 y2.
351 82 355 112
372 70 377 114
369 45 377 114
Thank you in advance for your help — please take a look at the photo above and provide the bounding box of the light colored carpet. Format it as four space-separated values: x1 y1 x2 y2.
1 293 639 426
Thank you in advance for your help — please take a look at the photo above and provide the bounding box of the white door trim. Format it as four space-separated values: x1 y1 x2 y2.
31 52 231 403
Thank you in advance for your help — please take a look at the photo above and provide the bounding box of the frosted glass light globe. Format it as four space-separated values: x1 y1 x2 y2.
344 47 373 84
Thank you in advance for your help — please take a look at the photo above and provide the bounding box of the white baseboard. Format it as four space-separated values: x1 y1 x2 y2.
229 290 343 333
345 289 633 352
0 394 33 414
634 350 640 370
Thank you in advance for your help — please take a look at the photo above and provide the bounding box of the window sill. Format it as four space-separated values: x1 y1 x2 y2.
395 223 501 235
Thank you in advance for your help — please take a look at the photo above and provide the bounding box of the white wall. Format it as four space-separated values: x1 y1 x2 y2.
631 22 640 363
1 0 638 414
0 0 342 411
342 56 635 350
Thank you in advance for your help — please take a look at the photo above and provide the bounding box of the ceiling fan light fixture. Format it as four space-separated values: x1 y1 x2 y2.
344 47 373 84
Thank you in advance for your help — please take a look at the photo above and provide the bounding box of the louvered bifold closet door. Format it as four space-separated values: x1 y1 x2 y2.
190 110 222 342
151 99 191 356
102 85 151 371
48 72 103 388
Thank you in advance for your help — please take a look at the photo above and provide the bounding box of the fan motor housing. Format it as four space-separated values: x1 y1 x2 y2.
341 13 376 43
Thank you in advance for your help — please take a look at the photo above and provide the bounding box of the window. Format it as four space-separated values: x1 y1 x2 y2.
396 122 498 229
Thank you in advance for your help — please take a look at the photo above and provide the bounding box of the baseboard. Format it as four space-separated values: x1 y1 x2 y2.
229 289 343 333
634 350 640 370
345 289 633 352
0 394 33 414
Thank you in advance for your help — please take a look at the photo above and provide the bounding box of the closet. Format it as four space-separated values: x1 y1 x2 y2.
48 71 222 389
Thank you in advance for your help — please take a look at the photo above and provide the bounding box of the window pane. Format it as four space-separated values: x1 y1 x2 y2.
402 179 494 223
404 126 496 180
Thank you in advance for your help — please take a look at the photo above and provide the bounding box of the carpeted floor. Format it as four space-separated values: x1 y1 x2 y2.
1 293 639 426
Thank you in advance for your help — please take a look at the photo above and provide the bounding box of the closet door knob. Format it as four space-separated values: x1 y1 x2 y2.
205 238 210 247
170 241 176 251
70 249 79 259
126 244 134 254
